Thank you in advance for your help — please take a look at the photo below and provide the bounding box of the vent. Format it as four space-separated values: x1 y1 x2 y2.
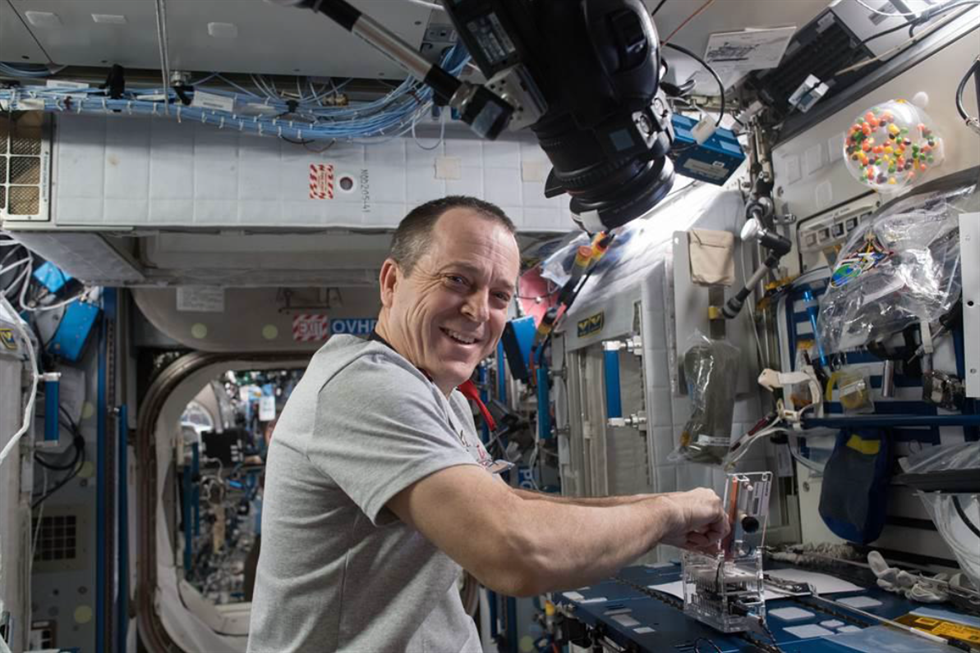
32 514 78 562
0 112 48 221
748 10 876 119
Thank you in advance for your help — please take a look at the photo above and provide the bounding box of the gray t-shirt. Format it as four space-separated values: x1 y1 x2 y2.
247 335 493 653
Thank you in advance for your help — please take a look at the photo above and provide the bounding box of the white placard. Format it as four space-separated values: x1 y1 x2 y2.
704 26 797 71
259 395 276 421
191 89 235 113
176 287 225 313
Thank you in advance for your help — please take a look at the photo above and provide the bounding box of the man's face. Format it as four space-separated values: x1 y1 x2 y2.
380 209 520 395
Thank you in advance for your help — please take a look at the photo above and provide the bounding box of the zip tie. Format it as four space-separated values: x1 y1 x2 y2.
219 116 225 129
238 119 244 132
297 129 303 140
177 106 183 123
277 125 283 138
151 102 159 116
102 98 108 113
127 101 133 115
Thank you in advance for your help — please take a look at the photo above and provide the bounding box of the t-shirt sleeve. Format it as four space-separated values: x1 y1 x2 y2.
307 351 480 525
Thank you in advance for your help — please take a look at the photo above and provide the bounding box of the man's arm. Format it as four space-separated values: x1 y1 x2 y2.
386 465 727 598
512 488 654 507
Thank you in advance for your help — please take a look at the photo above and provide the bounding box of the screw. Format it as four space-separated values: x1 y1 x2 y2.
636 114 653 135
777 187 784 197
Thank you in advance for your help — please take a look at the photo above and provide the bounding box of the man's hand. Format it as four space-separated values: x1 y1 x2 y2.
658 489 729 553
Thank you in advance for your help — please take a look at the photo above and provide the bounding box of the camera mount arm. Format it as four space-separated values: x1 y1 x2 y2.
266 0 514 139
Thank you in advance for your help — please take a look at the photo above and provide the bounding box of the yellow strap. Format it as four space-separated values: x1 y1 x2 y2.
846 434 881 455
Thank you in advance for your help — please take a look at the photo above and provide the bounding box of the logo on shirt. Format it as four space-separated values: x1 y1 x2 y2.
459 429 494 470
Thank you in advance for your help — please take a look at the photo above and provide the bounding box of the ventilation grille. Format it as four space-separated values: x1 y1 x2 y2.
32 514 78 562
0 113 46 219
749 10 876 118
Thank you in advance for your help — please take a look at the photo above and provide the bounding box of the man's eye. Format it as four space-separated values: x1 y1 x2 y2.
446 275 467 286
493 292 512 303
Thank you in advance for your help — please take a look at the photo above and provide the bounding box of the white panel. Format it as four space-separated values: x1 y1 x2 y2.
5 0 429 79
39 114 585 234
0 0 50 63
5 0 159 69
166 0 429 78
962 213 980 398
0 348 31 653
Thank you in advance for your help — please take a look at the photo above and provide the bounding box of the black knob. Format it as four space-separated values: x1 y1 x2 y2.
741 515 760 533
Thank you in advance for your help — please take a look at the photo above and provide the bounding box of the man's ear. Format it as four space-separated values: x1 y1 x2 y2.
378 258 400 308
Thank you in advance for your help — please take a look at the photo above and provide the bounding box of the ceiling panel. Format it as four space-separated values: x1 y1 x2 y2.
4 0 161 68
3 0 432 79
165 0 431 78
0 0 50 64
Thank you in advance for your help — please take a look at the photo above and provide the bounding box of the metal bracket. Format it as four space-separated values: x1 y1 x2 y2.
602 335 643 356
607 411 647 432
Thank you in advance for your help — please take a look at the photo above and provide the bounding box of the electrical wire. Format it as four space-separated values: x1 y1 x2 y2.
411 108 447 151
662 42 725 127
0 45 469 143
31 445 85 509
694 638 723 653
661 0 716 44
834 5 968 76
853 0 923 17
0 294 40 469
652 0 669 17
952 494 980 538
405 0 445 9
0 62 65 78
955 56 980 125
858 1 980 47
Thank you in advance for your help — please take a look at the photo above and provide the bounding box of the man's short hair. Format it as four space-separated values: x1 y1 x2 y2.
389 196 516 275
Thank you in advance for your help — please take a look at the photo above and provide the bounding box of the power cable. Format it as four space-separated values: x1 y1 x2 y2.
853 0 922 16
662 42 725 128
952 495 980 538
955 56 980 130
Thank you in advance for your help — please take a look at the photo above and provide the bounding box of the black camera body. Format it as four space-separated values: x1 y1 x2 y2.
443 0 676 231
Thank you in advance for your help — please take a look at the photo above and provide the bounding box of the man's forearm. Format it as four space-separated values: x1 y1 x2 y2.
508 494 681 593
513 488 656 507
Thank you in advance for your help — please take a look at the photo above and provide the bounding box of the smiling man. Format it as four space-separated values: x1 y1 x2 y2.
247 196 728 653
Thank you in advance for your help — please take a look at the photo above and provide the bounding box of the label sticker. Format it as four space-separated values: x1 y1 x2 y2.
190 89 235 113
330 318 378 336
831 232 893 287
259 395 276 421
577 311 605 338
310 164 335 200
0 328 17 350
292 314 330 342
176 287 225 313
697 434 730 447
683 158 730 180
898 614 980 645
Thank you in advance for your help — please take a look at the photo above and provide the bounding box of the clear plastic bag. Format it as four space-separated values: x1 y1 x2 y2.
902 442 980 586
903 442 979 475
671 331 740 465
816 202 961 354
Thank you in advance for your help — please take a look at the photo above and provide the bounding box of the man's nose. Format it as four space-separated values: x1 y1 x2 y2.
461 290 490 322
